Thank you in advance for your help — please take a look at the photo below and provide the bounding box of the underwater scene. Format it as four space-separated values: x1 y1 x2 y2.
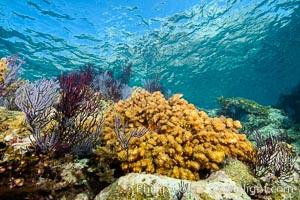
0 0 300 199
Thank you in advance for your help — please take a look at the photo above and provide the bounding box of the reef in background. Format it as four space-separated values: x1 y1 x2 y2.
0 54 299 199
213 96 300 154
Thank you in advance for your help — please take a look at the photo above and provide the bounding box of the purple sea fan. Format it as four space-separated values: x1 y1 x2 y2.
250 130 297 183
142 75 165 94
57 71 92 118
4 54 24 86
92 71 122 102
92 70 133 101
15 78 60 152
15 78 60 125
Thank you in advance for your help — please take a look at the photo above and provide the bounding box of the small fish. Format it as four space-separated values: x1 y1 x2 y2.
173 93 183 99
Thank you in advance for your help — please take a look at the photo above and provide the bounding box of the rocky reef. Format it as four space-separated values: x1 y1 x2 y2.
216 96 300 154
0 58 299 199
96 159 300 200
95 171 251 200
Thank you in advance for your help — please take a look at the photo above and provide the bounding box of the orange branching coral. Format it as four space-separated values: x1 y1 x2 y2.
100 89 254 180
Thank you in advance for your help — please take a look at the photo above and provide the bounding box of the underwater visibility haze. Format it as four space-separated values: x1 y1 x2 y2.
1 0 300 108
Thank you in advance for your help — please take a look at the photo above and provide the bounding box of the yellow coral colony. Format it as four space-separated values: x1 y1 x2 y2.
101 89 254 180
0 57 8 83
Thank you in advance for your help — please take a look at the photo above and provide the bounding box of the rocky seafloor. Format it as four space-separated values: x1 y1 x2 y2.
0 95 299 200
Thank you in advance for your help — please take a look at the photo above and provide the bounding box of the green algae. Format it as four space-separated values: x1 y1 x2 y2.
221 159 260 188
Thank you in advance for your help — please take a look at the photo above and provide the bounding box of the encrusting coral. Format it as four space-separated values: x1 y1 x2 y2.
98 89 255 180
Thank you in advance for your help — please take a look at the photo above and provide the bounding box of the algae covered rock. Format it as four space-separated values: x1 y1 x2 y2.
0 106 29 141
218 96 271 118
216 96 300 153
95 172 251 200
221 159 260 188
216 96 287 133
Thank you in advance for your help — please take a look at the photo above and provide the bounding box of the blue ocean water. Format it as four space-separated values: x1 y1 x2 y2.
0 0 300 108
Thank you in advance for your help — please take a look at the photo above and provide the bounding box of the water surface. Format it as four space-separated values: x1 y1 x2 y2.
1 0 300 108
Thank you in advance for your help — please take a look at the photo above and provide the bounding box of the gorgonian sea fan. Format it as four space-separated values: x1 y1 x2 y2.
15 78 60 152
4 54 24 86
57 71 92 118
15 78 60 125
142 75 164 94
